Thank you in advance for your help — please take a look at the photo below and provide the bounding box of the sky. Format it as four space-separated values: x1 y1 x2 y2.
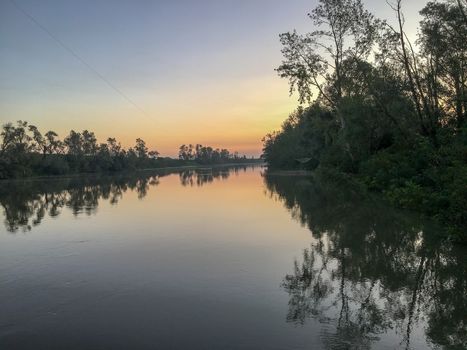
0 0 427 157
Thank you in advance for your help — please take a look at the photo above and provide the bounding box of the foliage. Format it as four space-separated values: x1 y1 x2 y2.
0 121 258 179
263 0 467 240
178 144 246 164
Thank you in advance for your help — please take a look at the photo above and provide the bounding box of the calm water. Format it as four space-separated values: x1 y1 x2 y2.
0 166 465 349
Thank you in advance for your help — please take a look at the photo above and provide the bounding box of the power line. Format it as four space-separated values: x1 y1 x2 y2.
9 0 152 119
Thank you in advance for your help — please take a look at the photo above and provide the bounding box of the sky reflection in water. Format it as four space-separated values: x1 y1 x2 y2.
0 166 465 349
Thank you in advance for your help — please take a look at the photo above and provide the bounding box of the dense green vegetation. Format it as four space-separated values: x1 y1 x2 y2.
262 0 467 240
0 121 258 179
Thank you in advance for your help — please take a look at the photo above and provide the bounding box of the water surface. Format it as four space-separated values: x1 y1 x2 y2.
0 166 465 349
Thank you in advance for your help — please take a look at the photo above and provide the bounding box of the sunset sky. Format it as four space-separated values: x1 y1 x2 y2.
1 0 426 157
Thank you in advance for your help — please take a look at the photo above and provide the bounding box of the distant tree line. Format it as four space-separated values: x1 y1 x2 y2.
0 121 258 179
262 0 467 239
178 144 247 164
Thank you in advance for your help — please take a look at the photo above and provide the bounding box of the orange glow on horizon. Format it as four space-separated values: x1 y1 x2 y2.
7 76 298 157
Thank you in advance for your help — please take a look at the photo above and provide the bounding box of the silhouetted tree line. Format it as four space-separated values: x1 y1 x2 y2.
264 173 466 349
178 143 249 164
263 0 467 239
0 121 260 179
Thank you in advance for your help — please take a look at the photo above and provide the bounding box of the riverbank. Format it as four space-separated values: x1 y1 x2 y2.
264 166 466 244
0 162 265 183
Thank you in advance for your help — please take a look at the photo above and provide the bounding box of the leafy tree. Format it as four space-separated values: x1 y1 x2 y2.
64 130 83 156
107 137 122 156
419 0 467 129
134 138 148 159
82 130 98 156
148 150 159 159
44 131 63 155
264 0 467 239
277 0 378 128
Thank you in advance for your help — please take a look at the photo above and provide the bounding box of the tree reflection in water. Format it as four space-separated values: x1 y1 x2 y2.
179 167 236 187
0 166 252 234
0 174 157 233
264 172 466 350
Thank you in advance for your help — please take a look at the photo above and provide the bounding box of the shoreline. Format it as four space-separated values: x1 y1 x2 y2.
0 162 265 184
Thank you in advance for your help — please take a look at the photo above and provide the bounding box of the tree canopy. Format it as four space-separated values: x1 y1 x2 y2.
263 0 467 240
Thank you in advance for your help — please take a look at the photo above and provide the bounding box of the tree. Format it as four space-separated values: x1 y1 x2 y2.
0 121 37 155
134 138 148 158
28 125 44 154
457 0 467 25
378 0 445 144
107 137 122 157
0 121 36 177
0 123 16 156
148 150 159 159
179 144 189 160
277 0 378 115
64 130 83 156
44 131 63 155
419 1 467 128
276 0 379 159
220 148 230 161
82 130 98 156
12 120 33 153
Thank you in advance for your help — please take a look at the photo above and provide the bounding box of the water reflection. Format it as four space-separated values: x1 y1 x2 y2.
0 166 251 233
179 167 237 187
264 172 467 350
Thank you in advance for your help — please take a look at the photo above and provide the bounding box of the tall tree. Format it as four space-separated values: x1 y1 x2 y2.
277 0 378 114
82 130 98 156
419 1 467 128
134 138 148 158
457 0 467 25
64 130 83 156
380 0 443 143
277 0 378 159
107 137 122 157
28 125 45 154
44 131 63 155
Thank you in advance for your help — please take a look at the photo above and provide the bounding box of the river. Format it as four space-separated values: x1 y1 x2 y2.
0 165 465 349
